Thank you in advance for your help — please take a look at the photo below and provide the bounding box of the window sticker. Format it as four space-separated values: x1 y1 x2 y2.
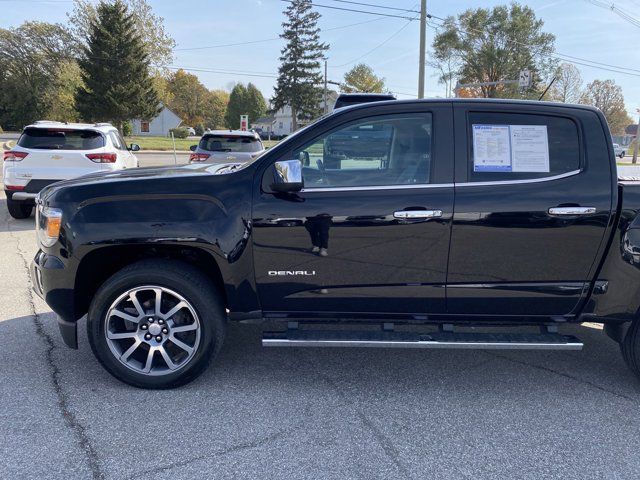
472 125 511 172
509 125 549 172
472 124 550 173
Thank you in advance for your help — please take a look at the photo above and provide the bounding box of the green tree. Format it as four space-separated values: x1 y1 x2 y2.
224 83 248 129
432 4 556 98
245 83 267 123
271 0 328 130
580 79 632 135
0 22 78 128
76 0 160 131
342 63 386 93
68 0 175 68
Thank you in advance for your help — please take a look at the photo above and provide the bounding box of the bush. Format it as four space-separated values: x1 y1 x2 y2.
169 127 189 139
122 121 132 136
0 125 3 133
195 124 205 136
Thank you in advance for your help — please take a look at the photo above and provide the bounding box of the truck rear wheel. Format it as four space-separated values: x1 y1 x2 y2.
87 259 226 389
6 197 33 219
621 320 640 379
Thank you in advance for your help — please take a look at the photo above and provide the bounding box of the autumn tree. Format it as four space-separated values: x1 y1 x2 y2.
272 0 328 130
342 64 386 93
166 69 211 126
547 63 583 103
432 4 556 98
580 79 632 135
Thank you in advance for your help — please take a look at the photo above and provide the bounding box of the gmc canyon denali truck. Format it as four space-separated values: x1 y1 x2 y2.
31 99 640 388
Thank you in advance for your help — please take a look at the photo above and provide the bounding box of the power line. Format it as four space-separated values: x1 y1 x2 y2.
331 4 419 68
586 0 640 27
175 16 389 52
165 65 278 79
326 0 419 14
280 0 417 20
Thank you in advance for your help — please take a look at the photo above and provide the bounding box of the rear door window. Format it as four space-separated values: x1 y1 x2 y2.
18 128 105 150
467 112 580 182
108 131 127 150
199 135 263 153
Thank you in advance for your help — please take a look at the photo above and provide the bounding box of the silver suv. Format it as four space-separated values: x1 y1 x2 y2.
189 130 265 165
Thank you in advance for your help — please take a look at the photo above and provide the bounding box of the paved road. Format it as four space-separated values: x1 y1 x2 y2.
2 192 640 479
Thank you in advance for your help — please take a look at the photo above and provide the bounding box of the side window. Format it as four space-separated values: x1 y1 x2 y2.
109 132 127 150
294 113 432 189
467 112 580 182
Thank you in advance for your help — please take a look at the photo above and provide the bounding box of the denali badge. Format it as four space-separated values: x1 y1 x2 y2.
268 270 316 276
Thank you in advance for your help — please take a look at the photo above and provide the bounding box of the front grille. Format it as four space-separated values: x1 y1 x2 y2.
24 179 60 193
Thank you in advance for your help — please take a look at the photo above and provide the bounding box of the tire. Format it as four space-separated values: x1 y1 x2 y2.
87 259 226 389
621 319 640 379
6 197 33 219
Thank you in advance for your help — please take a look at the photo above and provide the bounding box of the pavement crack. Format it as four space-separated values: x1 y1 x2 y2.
488 352 638 402
7 219 105 480
305 356 412 479
129 424 296 478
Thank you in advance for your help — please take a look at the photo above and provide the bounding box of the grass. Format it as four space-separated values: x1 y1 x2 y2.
125 136 281 151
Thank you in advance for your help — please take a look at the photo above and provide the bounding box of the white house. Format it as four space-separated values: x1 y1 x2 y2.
251 116 276 135
131 104 182 136
270 91 339 137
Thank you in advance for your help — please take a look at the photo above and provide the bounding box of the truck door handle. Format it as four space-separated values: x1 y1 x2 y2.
394 210 443 219
548 206 596 216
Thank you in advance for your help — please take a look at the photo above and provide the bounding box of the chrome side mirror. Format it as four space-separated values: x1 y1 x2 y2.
270 159 303 193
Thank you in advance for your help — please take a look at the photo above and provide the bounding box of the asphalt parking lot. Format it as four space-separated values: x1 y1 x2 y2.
2 171 640 479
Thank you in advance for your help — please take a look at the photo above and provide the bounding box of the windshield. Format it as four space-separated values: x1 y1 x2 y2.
199 135 263 153
18 128 105 150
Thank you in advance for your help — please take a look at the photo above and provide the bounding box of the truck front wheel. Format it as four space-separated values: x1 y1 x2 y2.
87 259 226 389
621 320 640 379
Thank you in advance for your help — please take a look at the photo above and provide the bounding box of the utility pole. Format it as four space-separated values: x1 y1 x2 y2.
633 108 640 164
324 59 328 115
417 0 426 99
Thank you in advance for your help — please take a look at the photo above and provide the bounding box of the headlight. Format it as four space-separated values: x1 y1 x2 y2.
36 206 63 247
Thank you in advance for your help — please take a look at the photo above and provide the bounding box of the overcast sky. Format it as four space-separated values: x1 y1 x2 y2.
5 0 640 118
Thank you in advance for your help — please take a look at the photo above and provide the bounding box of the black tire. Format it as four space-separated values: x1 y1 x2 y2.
87 259 226 389
621 319 640 379
7 197 33 219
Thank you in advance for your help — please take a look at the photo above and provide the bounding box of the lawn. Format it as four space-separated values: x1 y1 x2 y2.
125 136 281 151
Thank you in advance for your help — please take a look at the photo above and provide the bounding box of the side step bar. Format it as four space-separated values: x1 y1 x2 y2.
262 329 583 351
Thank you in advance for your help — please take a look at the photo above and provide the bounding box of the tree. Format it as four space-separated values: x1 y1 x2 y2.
205 89 229 129
547 63 583 103
342 64 386 93
271 0 328 130
68 0 175 68
432 4 556 98
580 79 633 135
0 22 78 128
224 83 267 129
76 0 160 131
165 69 211 126
43 60 84 122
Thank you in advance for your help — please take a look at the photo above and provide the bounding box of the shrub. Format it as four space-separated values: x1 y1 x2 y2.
122 121 132 136
169 127 189 139
195 124 205 136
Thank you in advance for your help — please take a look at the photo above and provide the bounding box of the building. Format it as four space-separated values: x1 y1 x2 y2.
131 104 182 136
269 91 340 137
251 116 276 136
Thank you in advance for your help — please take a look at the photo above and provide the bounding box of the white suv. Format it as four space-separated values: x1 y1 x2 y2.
3 121 140 219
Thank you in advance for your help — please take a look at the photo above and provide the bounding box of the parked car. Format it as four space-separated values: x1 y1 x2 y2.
334 92 396 110
189 130 265 164
613 143 626 158
3 121 139 219
183 126 196 136
31 98 640 389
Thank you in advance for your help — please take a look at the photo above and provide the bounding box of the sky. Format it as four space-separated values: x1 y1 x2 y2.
3 0 640 118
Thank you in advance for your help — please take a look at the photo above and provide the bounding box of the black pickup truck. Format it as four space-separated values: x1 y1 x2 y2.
31 99 640 388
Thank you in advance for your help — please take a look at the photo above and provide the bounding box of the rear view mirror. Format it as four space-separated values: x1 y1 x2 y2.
270 159 303 193
189 145 197 152
129 144 140 152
